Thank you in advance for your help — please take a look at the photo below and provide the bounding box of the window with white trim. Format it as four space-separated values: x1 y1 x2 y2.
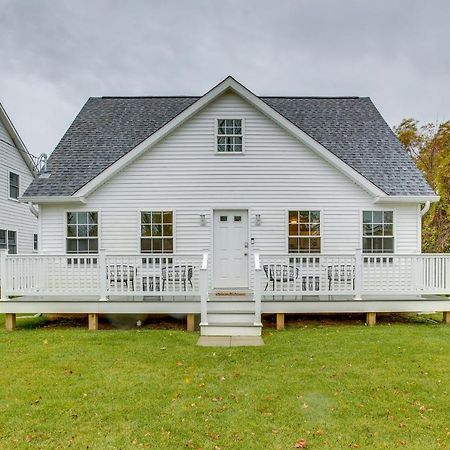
0 229 17 254
141 211 173 253
33 234 38 252
216 119 243 152
66 212 98 254
362 210 394 253
9 172 19 199
288 210 321 253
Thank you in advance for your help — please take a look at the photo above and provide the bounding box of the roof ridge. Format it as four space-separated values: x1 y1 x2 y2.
262 96 361 99
100 96 201 99
98 95 361 100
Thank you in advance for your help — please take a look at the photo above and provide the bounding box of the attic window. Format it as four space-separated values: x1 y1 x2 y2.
9 172 19 199
216 119 243 152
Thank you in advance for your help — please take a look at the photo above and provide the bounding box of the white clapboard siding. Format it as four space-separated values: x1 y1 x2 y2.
39 91 420 258
0 119 37 253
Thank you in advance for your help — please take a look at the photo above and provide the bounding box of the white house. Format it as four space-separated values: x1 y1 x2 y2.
1 77 449 336
0 102 38 255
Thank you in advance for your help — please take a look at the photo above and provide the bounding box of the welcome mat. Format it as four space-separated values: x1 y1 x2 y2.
214 291 248 296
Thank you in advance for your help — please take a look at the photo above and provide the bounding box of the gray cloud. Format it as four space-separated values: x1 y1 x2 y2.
0 0 449 156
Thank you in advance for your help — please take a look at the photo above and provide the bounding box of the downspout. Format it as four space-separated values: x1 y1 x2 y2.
28 202 39 218
420 201 431 217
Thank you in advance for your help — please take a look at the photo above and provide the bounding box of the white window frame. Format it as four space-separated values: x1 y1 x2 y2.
0 229 17 254
8 170 20 201
361 210 395 254
139 210 175 254
215 118 245 154
287 210 321 253
33 233 38 252
65 210 100 254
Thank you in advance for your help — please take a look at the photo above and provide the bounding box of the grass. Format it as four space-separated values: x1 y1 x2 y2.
0 314 449 449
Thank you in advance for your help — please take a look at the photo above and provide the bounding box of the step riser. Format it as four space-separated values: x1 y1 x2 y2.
207 313 255 324
207 301 255 313
201 326 262 337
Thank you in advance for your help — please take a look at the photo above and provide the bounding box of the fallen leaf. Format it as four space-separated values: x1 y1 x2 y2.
294 439 307 448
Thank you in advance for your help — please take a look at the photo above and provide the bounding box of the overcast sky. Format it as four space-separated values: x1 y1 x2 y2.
0 0 449 157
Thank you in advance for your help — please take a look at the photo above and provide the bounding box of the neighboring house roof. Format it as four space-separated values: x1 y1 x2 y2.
0 102 37 176
23 78 434 198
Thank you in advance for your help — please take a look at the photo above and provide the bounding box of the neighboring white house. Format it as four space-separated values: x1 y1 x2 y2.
0 102 38 254
1 77 449 336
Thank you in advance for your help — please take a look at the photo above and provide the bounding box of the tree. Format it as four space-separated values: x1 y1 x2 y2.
394 119 450 252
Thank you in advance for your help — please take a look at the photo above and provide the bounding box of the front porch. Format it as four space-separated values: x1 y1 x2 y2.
1 250 450 332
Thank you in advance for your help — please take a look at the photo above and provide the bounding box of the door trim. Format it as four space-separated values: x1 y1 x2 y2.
212 208 249 289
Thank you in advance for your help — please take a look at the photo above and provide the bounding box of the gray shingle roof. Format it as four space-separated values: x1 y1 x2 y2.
24 94 434 197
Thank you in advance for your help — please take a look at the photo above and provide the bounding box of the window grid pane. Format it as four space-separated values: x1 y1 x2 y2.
66 211 98 254
9 172 19 199
7 231 17 254
362 210 394 253
217 119 243 152
141 211 173 253
288 210 321 253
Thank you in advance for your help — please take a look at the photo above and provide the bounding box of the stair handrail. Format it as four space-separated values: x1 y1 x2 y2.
200 252 209 325
254 253 262 325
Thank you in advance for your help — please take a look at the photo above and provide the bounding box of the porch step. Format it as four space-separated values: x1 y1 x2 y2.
207 312 255 324
202 292 261 336
200 323 262 337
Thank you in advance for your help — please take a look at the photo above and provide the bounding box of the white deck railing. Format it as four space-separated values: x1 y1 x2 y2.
0 250 208 300
256 252 450 298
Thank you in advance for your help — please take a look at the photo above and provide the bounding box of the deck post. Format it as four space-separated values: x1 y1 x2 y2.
254 254 262 326
0 249 8 301
187 313 196 332
353 248 363 300
88 313 99 330
5 313 16 331
443 312 450 324
276 313 285 330
98 249 108 301
199 253 208 326
366 312 376 326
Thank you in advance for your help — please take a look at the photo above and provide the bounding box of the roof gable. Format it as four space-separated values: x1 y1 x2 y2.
23 77 435 199
0 102 36 176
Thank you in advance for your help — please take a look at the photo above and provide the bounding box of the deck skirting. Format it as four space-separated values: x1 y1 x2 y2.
1 298 449 315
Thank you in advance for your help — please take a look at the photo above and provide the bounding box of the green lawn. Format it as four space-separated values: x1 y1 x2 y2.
0 314 449 449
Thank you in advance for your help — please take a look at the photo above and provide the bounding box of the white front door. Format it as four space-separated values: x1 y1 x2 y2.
213 210 249 288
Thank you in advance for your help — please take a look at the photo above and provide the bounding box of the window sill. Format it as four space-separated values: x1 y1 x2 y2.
214 151 246 155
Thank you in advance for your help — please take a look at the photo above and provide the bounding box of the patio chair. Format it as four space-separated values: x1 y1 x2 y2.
263 264 299 290
161 265 193 291
327 264 355 290
107 264 136 290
